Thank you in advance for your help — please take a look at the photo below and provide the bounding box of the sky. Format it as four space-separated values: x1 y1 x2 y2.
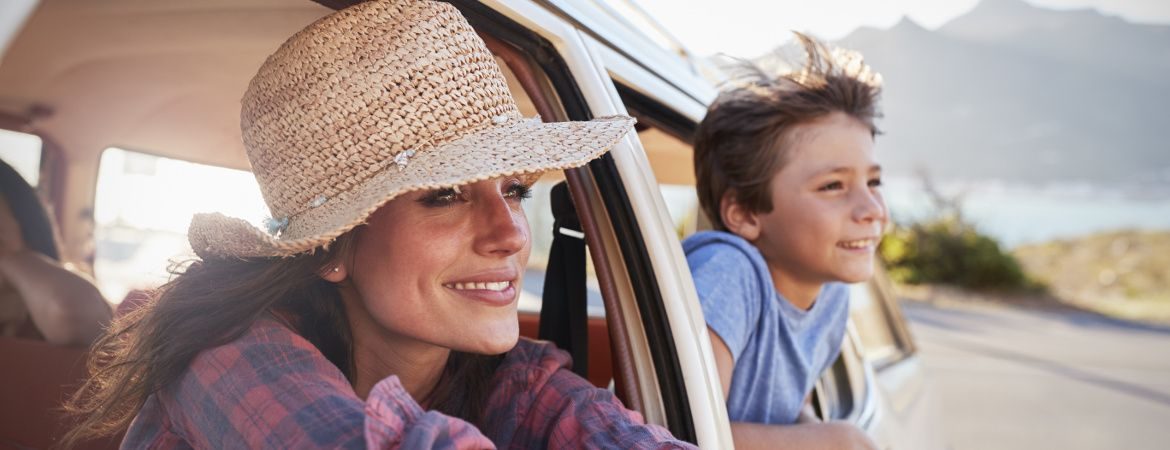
633 0 1170 57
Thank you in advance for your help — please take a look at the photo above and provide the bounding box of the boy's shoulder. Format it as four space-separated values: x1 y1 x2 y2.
683 230 770 276
683 230 771 295
682 230 760 261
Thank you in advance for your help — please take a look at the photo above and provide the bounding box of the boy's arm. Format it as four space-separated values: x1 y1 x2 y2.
708 328 877 450
729 422 878 450
709 327 735 398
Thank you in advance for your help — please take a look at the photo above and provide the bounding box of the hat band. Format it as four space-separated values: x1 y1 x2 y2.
262 111 530 237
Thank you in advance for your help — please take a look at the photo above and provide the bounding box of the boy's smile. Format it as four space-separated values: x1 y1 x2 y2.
729 112 887 308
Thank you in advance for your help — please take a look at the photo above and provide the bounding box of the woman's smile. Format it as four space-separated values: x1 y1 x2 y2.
442 267 521 306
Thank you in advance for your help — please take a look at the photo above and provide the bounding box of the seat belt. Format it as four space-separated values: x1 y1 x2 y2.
538 181 589 379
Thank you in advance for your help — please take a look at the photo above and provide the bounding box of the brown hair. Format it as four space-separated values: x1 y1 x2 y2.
60 231 502 448
693 32 883 231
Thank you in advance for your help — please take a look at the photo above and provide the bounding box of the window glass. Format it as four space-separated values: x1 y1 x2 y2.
92 148 267 303
0 129 42 186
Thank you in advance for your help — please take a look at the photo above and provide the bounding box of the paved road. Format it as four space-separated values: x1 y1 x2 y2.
901 300 1170 450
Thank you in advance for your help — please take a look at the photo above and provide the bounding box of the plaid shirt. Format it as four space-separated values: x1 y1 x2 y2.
122 317 693 449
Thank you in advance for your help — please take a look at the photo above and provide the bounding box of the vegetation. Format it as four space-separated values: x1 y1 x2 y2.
878 173 1039 292
877 175 1170 323
1013 230 1170 322
879 216 1038 291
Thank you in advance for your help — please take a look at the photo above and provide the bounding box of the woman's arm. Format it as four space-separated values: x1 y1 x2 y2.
140 318 493 449
485 339 695 449
0 250 111 346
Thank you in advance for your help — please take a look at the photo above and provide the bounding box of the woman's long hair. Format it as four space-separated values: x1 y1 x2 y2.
61 231 503 447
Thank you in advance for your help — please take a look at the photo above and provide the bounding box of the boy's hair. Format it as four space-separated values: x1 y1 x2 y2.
693 32 883 231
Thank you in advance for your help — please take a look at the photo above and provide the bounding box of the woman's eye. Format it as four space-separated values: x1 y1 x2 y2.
419 188 461 207
817 181 844 192
868 177 883 188
505 182 533 201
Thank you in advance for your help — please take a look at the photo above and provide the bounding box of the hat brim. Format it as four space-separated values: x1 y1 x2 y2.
188 115 636 259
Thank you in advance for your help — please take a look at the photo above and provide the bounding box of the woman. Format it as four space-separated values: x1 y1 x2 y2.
0 159 111 346
63 0 692 448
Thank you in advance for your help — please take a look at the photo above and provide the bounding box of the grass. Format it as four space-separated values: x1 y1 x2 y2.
893 229 1170 325
1010 230 1170 324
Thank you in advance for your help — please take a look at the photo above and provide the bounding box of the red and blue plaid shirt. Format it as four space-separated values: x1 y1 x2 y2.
121 317 693 449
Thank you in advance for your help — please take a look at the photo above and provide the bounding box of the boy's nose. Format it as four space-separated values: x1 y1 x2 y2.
852 188 887 226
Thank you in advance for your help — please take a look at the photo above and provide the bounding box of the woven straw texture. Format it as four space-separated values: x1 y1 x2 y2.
188 0 635 259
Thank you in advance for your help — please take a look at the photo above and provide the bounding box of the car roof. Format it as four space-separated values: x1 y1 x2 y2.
0 0 333 170
0 0 714 172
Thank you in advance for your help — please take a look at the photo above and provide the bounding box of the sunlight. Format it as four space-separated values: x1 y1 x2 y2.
93 148 268 303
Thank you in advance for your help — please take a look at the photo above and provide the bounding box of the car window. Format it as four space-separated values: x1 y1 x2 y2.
92 148 267 303
0 128 42 186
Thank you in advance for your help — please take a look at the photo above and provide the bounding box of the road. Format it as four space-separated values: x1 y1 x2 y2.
901 299 1170 450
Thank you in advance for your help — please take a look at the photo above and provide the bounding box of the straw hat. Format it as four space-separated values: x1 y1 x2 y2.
188 0 634 259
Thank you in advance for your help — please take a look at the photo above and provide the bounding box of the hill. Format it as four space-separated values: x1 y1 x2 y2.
750 0 1170 184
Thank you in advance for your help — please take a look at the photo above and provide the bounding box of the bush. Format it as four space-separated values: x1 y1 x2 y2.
880 215 1038 291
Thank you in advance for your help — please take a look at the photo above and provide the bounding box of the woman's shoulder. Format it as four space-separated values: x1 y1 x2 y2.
498 337 573 378
183 316 352 391
141 317 365 449
199 315 314 356
489 337 594 406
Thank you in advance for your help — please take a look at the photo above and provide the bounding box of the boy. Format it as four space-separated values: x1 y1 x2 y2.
685 34 886 449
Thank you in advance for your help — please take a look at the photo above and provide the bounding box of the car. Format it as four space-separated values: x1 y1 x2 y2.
0 1 944 449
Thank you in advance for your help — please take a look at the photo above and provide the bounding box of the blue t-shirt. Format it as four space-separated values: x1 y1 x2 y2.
683 230 850 425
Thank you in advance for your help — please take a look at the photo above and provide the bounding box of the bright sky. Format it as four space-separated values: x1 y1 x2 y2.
635 0 1170 57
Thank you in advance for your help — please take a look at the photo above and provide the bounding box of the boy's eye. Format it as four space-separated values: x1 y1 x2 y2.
419 187 462 207
868 177 883 188
817 181 844 192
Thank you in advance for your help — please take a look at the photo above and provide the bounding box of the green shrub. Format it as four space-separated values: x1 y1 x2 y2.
879 215 1039 291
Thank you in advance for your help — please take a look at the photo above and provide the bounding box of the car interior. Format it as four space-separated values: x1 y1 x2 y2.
0 1 930 449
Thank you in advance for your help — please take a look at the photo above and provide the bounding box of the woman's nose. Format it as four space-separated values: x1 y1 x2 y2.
473 188 529 257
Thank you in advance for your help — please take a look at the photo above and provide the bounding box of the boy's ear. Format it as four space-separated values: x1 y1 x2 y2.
719 192 762 241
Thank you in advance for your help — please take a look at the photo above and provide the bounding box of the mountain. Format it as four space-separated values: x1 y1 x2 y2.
758 0 1170 184
941 0 1170 84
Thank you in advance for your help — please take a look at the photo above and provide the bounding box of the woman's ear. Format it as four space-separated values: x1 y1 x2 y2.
319 263 347 282
720 192 761 241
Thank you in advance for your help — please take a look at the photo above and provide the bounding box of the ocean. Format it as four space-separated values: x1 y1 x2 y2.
881 177 1170 248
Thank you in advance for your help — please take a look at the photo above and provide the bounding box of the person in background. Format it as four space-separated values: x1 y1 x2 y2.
684 33 886 449
62 1 693 448
0 158 111 346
